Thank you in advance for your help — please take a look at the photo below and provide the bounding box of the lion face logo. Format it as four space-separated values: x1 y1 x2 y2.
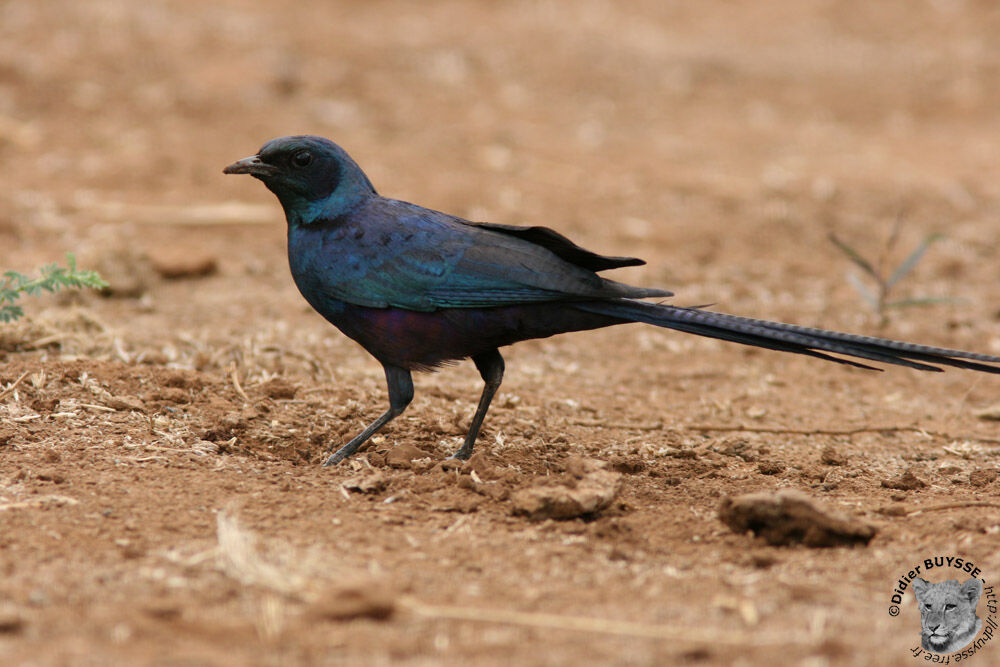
912 577 983 654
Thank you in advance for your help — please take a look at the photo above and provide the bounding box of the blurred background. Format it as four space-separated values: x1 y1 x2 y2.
2 1 999 333
2 2 1000 664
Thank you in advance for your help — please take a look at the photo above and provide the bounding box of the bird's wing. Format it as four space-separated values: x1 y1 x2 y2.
306 198 671 311
460 221 646 272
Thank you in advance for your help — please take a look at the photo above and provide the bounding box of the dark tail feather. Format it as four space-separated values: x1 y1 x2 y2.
575 300 1000 374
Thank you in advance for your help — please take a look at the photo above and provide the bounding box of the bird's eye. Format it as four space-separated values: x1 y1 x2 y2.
291 151 313 168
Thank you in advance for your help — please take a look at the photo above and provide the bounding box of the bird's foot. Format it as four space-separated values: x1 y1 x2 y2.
321 453 342 467
321 443 356 467
446 444 474 461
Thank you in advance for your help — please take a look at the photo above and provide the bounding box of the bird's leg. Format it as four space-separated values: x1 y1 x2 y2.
322 365 413 466
450 349 505 460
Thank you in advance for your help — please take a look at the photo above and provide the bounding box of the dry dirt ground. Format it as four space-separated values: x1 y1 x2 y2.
3 1 1000 665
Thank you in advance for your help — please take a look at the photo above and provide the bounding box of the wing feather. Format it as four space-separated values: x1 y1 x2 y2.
304 198 671 311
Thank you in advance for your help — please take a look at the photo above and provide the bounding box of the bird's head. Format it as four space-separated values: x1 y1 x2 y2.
223 135 376 225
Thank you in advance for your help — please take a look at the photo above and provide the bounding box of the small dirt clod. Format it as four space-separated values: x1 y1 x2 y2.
969 468 998 487
718 488 877 548
307 585 395 622
881 470 927 491
342 471 389 494
512 457 622 520
820 445 848 466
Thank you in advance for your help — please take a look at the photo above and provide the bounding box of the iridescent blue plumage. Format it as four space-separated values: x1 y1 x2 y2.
224 135 1000 466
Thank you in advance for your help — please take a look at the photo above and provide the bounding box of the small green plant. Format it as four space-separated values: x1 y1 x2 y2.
829 218 957 326
0 254 108 322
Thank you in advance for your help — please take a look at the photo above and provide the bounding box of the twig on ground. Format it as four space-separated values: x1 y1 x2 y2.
84 201 275 226
906 502 1000 516
231 363 251 404
399 597 806 645
0 495 80 511
0 371 29 402
686 424 928 436
28 333 78 349
7 414 40 422
128 455 171 463
571 419 663 431
685 423 1000 445
79 403 116 413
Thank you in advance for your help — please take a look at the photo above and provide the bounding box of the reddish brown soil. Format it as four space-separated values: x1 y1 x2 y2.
3 1 1000 665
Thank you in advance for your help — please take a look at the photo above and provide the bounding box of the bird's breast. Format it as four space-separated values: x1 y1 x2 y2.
287 228 349 316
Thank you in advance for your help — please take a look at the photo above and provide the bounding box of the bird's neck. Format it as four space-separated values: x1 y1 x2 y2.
281 189 371 228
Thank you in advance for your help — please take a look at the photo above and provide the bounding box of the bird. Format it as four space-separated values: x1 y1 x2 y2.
224 135 1000 466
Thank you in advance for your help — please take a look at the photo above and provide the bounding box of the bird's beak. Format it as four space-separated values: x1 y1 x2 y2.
223 155 276 176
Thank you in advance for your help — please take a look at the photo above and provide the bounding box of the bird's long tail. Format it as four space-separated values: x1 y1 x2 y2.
575 300 1000 374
